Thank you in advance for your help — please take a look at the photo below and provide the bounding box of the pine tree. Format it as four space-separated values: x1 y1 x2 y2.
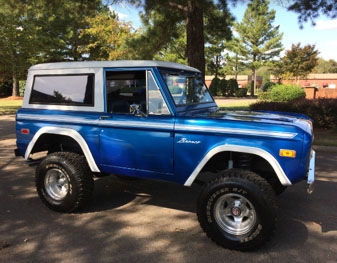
124 0 234 77
286 0 337 27
234 0 283 96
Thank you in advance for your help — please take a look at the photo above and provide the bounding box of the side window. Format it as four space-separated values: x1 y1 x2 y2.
106 71 146 114
148 71 170 115
105 70 170 115
30 74 94 106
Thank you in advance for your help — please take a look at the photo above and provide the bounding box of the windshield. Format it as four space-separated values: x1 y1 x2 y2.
159 69 214 106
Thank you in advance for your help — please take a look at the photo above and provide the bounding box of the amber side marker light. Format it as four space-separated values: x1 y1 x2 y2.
279 149 296 158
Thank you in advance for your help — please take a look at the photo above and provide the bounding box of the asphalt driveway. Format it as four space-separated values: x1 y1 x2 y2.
1 115 336 263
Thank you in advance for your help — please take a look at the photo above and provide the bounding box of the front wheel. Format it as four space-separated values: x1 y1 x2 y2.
35 152 94 212
197 169 277 251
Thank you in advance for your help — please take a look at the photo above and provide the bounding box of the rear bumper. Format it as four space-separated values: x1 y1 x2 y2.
14 148 21 157
307 150 315 194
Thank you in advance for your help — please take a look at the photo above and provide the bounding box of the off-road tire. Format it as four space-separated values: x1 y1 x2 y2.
197 169 277 251
35 152 94 212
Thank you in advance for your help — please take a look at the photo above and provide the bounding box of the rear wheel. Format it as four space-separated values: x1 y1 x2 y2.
197 169 277 251
35 152 94 212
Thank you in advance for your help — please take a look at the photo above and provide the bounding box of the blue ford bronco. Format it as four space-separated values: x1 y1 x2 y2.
15 60 315 251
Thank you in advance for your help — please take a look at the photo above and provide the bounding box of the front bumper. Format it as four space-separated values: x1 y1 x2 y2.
307 150 315 194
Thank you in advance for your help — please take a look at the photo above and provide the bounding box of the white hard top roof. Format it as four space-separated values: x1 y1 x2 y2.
29 60 200 72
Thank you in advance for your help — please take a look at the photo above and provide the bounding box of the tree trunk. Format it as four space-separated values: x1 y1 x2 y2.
186 1 205 78
251 69 255 97
10 50 20 97
215 55 219 78
234 55 239 80
12 73 20 97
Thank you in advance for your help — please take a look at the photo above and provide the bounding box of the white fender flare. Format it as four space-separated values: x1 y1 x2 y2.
184 144 292 187
25 127 100 172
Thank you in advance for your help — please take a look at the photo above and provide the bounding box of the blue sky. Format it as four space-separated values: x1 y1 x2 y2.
112 2 337 61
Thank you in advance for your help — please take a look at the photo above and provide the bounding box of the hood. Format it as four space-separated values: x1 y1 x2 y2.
216 110 310 123
179 109 313 134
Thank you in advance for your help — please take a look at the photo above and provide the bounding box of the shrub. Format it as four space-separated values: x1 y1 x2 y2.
209 78 239 97
227 79 238 96
250 98 337 129
209 77 220 96
270 84 306 102
258 92 272 101
300 99 337 129
262 81 276 92
236 88 248 97
0 81 12 97
219 78 228 96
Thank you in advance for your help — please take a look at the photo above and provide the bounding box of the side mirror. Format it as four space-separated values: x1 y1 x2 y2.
130 104 146 117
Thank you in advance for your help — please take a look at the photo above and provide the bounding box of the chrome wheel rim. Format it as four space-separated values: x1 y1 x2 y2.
44 168 69 201
214 193 256 236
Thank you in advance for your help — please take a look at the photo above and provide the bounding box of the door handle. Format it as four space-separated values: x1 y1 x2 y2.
100 115 112 120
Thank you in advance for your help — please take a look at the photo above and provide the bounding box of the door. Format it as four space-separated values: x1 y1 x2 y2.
99 69 175 179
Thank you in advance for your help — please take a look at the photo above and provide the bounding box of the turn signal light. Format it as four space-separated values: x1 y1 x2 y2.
279 149 296 158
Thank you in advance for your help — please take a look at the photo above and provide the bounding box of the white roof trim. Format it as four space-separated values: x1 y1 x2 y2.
29 60 199 72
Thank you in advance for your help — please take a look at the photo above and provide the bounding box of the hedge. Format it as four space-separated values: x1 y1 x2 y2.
236 88 248 97
209 77 240 97
250 98 337 129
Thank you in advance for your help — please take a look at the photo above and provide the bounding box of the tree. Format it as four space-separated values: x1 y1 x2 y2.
0 0 40 96
286 0 337 27
0 0 104 96
128 16 187 63
222 37 247 79
152 23 187 63
80 8 136 60
119 0 234 77
204 1 235 77
205 49 225 78
185 1 205 76
126 9 185 60
110 0 336 79
312 58 337 73
280 43 319 82
234 0 283 96
35 0 103 62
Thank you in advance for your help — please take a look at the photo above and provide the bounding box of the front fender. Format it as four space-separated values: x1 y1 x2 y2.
183 144 292 187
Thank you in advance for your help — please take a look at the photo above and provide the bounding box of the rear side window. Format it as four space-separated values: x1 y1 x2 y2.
29 74 94 106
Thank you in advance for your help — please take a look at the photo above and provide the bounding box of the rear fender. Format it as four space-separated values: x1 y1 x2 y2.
25 126 100 172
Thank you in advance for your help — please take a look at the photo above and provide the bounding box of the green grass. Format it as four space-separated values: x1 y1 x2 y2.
217 98 256 111
219 103 250 111
0 99 22 115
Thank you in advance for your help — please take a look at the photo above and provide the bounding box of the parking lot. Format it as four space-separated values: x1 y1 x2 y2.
1 115 337 263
